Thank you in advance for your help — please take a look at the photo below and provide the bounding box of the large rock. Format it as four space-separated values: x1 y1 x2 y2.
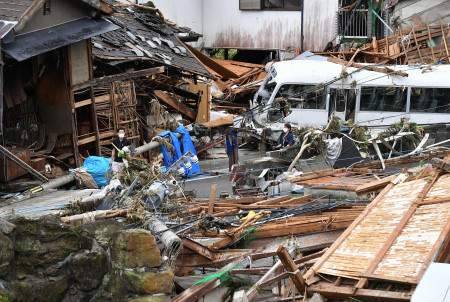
82 220 123 248
0 219 15 235
12 274 68 302
0 233 13 277
123 269 174 295
69 242 108 291
112 230 161 269
13 217 90 273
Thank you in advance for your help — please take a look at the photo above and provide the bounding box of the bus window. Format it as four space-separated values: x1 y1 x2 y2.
410 88 450 113
275 84 326 109
360 87 407 112
329 88 357 121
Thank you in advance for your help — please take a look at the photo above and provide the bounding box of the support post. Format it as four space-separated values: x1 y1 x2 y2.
276 246 306 294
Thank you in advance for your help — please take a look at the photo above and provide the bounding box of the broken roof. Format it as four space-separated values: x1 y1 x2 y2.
92 5 211 77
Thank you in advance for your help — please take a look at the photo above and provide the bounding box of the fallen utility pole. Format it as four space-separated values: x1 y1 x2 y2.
0 144 48 182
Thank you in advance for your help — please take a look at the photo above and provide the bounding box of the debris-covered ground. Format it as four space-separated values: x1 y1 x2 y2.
1 0 450 301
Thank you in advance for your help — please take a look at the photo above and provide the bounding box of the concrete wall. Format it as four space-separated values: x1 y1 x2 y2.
142 0 338 51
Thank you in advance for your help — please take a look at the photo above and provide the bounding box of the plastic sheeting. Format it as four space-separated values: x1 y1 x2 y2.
159 124 201 178
176 124 201 177
82 156 111 188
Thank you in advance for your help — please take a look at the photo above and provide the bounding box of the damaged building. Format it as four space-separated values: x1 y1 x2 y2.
0 1 449 302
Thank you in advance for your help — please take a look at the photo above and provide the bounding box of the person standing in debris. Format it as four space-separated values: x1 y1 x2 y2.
111 128 130 174
225 127 239 171
275 123 295 149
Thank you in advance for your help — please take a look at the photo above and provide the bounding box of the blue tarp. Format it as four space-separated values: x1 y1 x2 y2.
176 125 201 177
83 156 111 187
159 130 182 168
159 125 201 178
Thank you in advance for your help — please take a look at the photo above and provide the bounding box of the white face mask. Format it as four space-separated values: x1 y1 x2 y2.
283 128 288 133
118 133 125 139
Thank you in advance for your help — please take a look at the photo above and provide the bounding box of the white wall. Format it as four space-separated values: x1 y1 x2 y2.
145 0 203 45
202 0 302 49
143 0 337 51
303 0 338 52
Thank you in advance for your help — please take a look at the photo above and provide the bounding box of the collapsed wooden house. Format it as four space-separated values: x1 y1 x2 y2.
304 164 450 301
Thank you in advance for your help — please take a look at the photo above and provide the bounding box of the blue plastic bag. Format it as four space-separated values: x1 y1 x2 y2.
83 156 111 187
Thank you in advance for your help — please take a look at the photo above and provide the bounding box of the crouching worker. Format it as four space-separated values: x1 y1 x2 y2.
275 123 295 150
111 128 130 174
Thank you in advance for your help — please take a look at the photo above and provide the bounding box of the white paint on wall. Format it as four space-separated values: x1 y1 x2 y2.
145 0 204 45
202 0 302 49
303 0 338 52
140 0 338 51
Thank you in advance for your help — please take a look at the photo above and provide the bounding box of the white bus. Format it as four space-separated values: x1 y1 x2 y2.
251 60 450 132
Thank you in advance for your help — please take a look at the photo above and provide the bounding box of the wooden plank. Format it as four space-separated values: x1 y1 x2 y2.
304 174 407 283
77 135 97 146
355 172 440 289
74 98 92 108
154 90 197 121
308 283 412 301
72 66 165 90
355 175 397 194
208 183 217 215
277 245 306 293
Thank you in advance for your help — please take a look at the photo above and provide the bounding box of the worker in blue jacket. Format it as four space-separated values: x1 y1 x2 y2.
225 127 239 171
276 123 295 149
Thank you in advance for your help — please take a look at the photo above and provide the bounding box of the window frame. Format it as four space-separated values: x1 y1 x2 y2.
239 0 303 11
273 83 327 111
409 87 450 114
359 85 408 113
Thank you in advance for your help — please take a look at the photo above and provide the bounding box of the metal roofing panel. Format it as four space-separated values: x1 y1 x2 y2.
3 17 119 61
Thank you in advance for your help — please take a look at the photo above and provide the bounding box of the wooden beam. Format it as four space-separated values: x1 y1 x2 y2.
308 283 412 301
277 246 306 293
154 90 197 121
208 183 217 214
72 66 165 90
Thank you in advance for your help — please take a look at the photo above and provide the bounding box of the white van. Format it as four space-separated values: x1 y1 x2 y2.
251 60 450 132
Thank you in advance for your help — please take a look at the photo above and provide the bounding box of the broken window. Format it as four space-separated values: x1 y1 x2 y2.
240 0 302 11
410 88 450 113
360 86 407 112
275 84 326 109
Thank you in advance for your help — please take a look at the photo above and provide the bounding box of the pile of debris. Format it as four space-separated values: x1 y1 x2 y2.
317 24 450 65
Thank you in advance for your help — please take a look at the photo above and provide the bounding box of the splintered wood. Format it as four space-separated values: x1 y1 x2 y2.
306 171 450 301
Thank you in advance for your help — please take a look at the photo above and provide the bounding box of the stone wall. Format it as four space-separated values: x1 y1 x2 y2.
0 216 173 302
